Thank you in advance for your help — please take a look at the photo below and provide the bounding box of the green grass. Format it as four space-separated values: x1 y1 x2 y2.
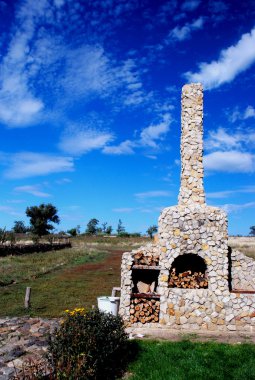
0 236 144 317
128 340 255 380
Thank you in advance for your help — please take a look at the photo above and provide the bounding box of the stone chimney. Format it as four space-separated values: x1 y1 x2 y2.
178 83 205 206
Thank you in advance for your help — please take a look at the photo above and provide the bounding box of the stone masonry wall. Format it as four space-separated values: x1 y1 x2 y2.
119 83 255 332
178 83 205 206
231 249 255 291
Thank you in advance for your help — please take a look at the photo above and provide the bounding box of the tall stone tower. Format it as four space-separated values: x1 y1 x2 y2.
178 83 205 206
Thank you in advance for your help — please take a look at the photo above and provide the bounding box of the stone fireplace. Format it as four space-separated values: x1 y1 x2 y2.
119 83 255 332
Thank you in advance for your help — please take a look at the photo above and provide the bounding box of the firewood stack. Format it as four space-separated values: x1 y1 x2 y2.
133 252 159 266
169 268 208 288
130 298 160 323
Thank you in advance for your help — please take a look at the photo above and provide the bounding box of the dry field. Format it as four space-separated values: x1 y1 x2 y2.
228 236 255 260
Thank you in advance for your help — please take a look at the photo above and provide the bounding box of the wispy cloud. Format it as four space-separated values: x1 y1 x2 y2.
0 1 150 128
222 201 255 214
140 113 171 148
14 185 51 197
204 127 255 173
207 186 255 199
55 178 72 185
103 113 172 155
167 17 204 42
228 105 255 122
4 152 74 179
205 127 242 151
112 208 136 213
103 140 135 155
0 0 50 126
204 151 255 173
184 27 255 89
135 190 172 200
0 205 22 217
59 124 114 155
181 0 201 12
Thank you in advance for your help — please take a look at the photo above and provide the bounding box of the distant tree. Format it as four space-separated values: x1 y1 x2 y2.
86 218 99 235
12 220 28 234
67 228 77 237
67 225 81 237
105 226 113 235
26 203 60 237
117 219 125 235
130 232 141 237
147 225 158 239
76 225 81 235
249 226 255 236
0 227 7 244
102 222 108 233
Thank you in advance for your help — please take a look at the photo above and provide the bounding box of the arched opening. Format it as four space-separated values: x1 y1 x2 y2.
169 254 208 288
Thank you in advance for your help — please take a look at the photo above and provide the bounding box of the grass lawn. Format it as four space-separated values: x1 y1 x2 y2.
127 340 255 380
0 236 147 317
0 235 255 318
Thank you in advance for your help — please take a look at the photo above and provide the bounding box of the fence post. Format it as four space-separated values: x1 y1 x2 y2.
25 287 31 309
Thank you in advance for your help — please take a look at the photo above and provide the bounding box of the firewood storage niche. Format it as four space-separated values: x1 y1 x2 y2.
169 254 208 289
130 264 160 324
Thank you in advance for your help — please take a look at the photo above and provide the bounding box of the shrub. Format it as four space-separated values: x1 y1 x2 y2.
118 232 130 238
48 308 129 379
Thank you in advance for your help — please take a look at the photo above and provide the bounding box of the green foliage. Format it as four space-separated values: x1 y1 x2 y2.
117 219 125 235
249 226 255 236
12 220 29 234
146 225 158 239
118 231 130 237
48 308 129 379
6 231 16 245
26 203 60 237
67 228 77 237
0 227 7 244
105 225 113 235
86 218 99 235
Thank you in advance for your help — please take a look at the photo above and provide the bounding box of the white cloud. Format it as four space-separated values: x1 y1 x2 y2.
222 202 255 214
140 113 172 148
55 178 72 185
228 105 255 122
0 205 22 217
205 127 255 151
185 27 255 89
5 152 74 179
0 1 150 128
181 0 201 11
59 126 114 155
207 186 255 199
103 113 172 155
205 127 242 151
14 185 51 197
0 0 50 126
207 190 236 199
103 140 135 155
112 208 135 213
168 17 204 42
135 190 172 199
244 106 255 119
204 151 255 173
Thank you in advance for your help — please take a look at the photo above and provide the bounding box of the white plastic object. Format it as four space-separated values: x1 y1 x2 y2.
97 296 120 316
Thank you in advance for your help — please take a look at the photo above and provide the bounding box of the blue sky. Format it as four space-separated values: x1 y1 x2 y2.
0 0 255 235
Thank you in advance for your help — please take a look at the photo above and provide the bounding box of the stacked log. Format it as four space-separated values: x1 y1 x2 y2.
169 268 208 288
133 252 159 266
130 298 160 323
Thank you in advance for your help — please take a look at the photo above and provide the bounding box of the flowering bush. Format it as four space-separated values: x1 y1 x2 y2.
48 308 129 379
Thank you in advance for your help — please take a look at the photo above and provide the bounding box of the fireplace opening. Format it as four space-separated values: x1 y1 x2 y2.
169 254 208 288
132 269 159 294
